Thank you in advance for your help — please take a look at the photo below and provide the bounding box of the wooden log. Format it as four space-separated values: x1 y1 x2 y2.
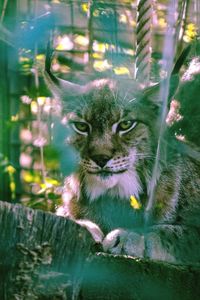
0 200 200 300
82 253 200 300
0 200 94 299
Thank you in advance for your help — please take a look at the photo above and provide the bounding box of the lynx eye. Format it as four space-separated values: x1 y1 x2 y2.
71 121 90 135
117 120 137 134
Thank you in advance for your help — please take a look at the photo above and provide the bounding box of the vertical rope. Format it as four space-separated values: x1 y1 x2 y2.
135 0 153 86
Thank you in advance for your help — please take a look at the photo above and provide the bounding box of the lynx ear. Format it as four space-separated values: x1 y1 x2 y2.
143 82 161 105
143 74 179 107
144 44 191 105
44 42 83 99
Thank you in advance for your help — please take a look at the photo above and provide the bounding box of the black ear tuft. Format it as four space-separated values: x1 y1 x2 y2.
168 74 179 101
172 44 192 75
168 44 192 101
44 40 62 98
142 76 179 109
45 40 53 76
144 44 192 106
44 41 84 99
143 83 161 105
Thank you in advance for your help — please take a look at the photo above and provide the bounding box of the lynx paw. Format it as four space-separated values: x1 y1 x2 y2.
76 219 104 243
103 229 145 257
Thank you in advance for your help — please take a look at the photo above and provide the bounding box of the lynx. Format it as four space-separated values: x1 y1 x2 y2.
45 53 200 265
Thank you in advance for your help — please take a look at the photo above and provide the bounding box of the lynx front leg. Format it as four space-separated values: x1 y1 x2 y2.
76 219 104 243
103 225 200 264
103 229 145 258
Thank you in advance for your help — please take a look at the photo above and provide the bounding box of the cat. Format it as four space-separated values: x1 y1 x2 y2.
44 49 200 265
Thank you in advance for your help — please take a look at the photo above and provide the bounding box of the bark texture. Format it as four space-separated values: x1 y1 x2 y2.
0 200 199 300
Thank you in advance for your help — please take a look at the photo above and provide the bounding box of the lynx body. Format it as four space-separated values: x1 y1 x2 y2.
45 57 200 265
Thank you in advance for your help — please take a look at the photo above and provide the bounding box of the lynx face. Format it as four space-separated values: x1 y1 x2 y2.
64 79 159 201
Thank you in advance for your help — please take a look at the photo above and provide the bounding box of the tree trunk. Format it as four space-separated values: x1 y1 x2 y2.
0 200 200 300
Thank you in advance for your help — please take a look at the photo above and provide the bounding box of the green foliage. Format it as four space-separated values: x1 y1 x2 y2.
0 153 16 200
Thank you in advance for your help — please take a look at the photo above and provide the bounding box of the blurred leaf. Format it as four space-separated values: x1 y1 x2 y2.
31 101 38 114
10 181 16 193
37 97 46 106
159 17 167 28
0 155 8 167
55 35 74 51
119 14 128 24
184 23 197 43
11 114 19 122
45 177 60 186
47 192 61 200
93 42 106 53
81 3 88 13
44 146 60 169
114 66 130 75
93 52 104 59
36 54 45 61
130 195 142 210
74 35 89 47
22 170 41 184
93 59 112 72
5 165 16 174
19 56 31 63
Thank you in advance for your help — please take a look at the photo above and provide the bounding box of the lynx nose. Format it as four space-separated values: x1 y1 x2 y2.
91 155 111 168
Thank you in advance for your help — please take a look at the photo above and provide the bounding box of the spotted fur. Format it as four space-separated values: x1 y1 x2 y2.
54 74 200 265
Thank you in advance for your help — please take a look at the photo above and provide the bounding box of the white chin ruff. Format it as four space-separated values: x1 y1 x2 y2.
85 169 142 202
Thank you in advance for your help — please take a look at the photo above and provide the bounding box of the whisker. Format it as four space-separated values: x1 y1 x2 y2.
111 86 119 102
122 85 135 102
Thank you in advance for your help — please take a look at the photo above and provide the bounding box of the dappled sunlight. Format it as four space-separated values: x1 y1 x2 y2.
175 134 186 142
81 3 89 13
181 58 200 81
1 3 200 299
130 195 142 210
20 152 32 168
1 0 199 212
166 100 183 126
20 128 32 144
21 95 32 105
93 59 113 72
11 114 19 122
183 23 198 43
74 35 89 48
33 137 48 148
55 35 74 51
93 41 106 53
30 101 38 114
113 66 130 75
